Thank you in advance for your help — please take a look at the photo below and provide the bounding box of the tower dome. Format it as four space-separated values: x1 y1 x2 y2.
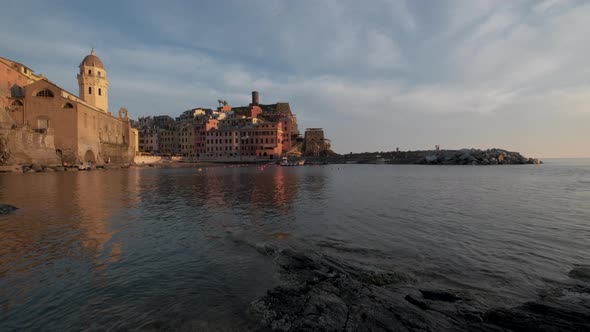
81 49 104 69
77 49 109 112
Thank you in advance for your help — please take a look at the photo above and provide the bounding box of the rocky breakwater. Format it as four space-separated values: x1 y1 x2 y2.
418 149 541 166
250 243 589 331
0 163 130 174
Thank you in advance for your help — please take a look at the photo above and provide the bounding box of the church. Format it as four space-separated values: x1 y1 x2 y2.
0 50 137 165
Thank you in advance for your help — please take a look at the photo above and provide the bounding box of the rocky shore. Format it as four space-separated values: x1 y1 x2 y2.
0 163 131 174
417 149 541 166
250 243 589 331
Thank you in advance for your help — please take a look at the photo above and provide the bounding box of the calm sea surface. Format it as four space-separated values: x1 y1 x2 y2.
1 160 589 330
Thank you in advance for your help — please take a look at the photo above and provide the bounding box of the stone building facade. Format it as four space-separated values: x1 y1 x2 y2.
0 51 136 165
304 128 328 156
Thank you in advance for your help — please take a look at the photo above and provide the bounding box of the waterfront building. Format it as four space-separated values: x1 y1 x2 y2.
0 51 136 164
134 90 330 161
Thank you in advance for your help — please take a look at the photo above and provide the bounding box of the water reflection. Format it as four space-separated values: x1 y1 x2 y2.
0 166 312 330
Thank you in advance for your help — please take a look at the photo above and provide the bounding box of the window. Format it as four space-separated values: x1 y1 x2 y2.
89 87 92 94
36 89 54 97
88 69 92 75
98 88 102 96
98 71 101 77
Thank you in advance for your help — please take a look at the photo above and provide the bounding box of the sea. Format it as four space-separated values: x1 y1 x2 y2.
1 160 589 330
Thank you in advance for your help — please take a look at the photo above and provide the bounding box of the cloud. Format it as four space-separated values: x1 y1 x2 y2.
0 0 589 156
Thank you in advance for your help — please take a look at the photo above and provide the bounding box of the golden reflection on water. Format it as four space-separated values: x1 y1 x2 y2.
0 170 143 276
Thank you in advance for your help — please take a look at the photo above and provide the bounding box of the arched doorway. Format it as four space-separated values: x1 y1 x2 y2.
84 150 96 163
55 149 63 163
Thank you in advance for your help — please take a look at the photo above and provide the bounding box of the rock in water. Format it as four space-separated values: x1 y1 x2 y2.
569 265 590 281
0 204 18 214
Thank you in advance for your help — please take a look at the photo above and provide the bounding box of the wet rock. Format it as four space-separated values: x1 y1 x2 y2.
255 243 280 256
569 265 590 281
358 270 415 286
42 167 55 172
424 155 438 164
252 244 590 331
65 167 78 172
484 301 590 332
52 166 65 171
31 164 42 172
405 294 430 310
0 204 18 214
420 289 462 302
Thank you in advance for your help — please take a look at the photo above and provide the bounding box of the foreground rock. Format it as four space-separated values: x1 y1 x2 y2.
250 244 589 331
0 204 18 214
417 149 541 166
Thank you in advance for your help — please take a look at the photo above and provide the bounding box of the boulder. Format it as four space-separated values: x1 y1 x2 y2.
31 164 43 172
0 204 18 214
424 155 438 164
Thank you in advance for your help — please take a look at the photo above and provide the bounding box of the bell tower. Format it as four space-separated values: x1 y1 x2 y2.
77 49 109 112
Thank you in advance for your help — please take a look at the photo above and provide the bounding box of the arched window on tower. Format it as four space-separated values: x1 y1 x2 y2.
89 87 92 94
98 88 102 96
36 89 54 97
98 71 101 77
88 69 92 75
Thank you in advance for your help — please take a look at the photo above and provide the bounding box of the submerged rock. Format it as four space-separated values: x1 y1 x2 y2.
0 204 18 214
569 265 590 281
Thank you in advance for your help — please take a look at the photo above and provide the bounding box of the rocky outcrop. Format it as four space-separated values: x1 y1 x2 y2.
418 149 541 166
250 243 589 331
0 204 18 214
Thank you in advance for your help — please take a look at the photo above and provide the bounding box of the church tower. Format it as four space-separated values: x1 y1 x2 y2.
77 49 109 112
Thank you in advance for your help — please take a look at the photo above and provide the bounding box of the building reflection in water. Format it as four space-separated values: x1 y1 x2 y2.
0 170 141 280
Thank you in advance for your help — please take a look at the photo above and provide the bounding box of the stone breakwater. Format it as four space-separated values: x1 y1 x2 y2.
250 243 589 332
418 149 541 166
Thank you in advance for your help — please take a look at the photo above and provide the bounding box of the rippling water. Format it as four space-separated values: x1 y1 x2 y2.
1 160 589 330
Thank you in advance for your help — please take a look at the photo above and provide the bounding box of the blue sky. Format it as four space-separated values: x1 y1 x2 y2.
1 0 589 157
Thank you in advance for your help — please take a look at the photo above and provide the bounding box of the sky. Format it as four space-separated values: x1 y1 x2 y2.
1 0 589 157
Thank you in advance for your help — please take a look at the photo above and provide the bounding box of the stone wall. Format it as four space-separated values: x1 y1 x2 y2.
98 142 134 165
304 129 329 156
3 128 60 165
